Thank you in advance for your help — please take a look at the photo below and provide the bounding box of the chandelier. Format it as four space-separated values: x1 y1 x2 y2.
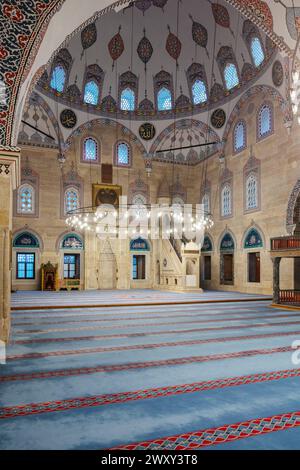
66 202 214 244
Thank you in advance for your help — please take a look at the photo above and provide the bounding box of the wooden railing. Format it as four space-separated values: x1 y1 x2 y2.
271 237 300 251
279 290 300 304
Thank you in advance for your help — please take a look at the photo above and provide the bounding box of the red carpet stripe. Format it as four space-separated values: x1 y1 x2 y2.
11 328 299 345
12 310 296 327
11 303 262 318
111 411 300 450
1 368 299 420
7 329 300 361
13 318 300 337
0 345 293 382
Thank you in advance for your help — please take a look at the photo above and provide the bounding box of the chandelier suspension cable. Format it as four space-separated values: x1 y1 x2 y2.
203 1 218 218
290 0 300 120
170 0 181 203
127 1 135 201
83 47 94 189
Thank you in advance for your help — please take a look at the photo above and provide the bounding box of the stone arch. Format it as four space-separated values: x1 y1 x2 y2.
241 223 266 250
149 119 220 156
286 179 300 235
12 227 44 251
55 231 84 252
2 0 297 148
63 118 146 155
223 85 287 145
218 228 237 253
201 233 214 253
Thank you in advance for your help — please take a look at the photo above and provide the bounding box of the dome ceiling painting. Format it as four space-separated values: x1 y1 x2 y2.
35 0 278 121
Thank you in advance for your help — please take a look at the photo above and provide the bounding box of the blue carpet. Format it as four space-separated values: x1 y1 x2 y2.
1 290 299 449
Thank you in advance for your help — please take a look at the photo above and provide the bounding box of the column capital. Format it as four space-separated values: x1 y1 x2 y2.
0 147 21 190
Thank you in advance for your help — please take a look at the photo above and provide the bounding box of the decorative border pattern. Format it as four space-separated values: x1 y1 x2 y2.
12 321 298 346
112 410 300 450
1 0 296 147
286 179 300 234
1 368 299 420
0 345 294 382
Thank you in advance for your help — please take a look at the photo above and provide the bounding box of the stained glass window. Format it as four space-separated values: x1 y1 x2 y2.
116 142 130 166
250 37 265 67
50 65 66 92
224 63 239 90
65 188 79 214
17 184 34 214
17 253 35 279
221 185 232 217
246 174 258 210
157 87 172 111
258 104 272 138
192 80 207 105
234 121 246 152
83 137 98 161
120 88 135 111
84 81 99 105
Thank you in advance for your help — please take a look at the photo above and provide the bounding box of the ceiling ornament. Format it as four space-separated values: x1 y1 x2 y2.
138 96 155 112
108 26 125 70
189 14 209 58
210 82 225 103
211 108 226 129
272 60 284 87
211 2 234 37
135 0 152 15
166 25 182 66
101 92 117 113
137 29 153 72
81 23 97 51
286 7 300 40
241 63 256 83
152 0 168 11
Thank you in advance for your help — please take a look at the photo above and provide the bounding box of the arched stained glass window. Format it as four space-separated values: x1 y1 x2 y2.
192 80 207 105
84 81 99 105
65 187 79 214
17 184 35 214
258 103 273 139
120 88 135 111
234 121 246 153
116 142 130 166
250 37 265 67
157 87 172 111
224 63 239 90
50 65 66 92
202 193 210 214
83 137 98 161
246 174 258 210
221 185 232 217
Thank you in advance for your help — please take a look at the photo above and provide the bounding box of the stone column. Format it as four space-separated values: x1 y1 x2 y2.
272 257 282 304
0 148 21 343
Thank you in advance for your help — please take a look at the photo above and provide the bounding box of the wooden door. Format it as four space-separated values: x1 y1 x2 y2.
223 254 233 283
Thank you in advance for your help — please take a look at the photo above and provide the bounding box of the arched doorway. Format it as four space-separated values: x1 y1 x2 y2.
220 232 235 286
58 233 84 290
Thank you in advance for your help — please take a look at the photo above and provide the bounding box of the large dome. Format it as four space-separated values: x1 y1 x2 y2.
36 0 276 120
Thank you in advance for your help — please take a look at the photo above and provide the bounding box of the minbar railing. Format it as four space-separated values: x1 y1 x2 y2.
271 237 300 251
279 290 300 304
